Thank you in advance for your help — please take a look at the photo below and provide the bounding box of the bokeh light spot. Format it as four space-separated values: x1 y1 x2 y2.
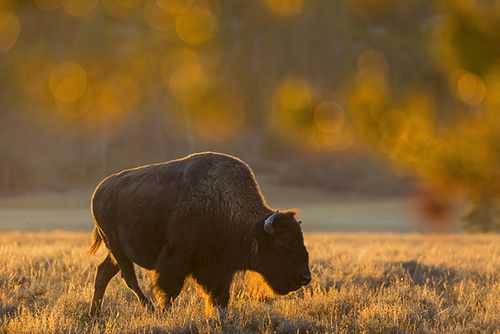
314 101 345 135
169 63 207 101
95 85 123 121
485 67 500 108
275 78 313 113
271 77 319 148
167 55 209 103
264 0 304 17
175 7 217 45
81 74 141 125
348 50 390 131
456 71 486 106
49 62 87 103
192 93 245 141
313 101 352 151
0 11 20 52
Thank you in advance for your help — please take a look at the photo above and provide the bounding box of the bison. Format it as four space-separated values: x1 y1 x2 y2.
89 152 311 315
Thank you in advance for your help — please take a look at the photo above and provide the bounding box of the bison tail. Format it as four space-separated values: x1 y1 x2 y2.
89 226 103 255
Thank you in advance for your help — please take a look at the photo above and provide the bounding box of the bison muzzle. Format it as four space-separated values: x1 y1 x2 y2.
88 152 311 315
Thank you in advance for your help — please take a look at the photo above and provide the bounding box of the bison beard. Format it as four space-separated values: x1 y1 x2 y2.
88 152 311 316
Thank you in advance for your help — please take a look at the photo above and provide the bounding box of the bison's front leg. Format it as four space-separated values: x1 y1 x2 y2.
197 271 233 318
151 245 191 311
208 280 231 309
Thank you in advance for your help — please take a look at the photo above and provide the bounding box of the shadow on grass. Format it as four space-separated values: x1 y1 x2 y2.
0 303 18 319
121 326 171 334
125 311 325 334
224 310 324 334
383 260 459 288
326 260 483 292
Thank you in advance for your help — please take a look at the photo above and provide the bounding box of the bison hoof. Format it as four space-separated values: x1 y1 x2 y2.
89 304 101 318
143 300 155 312
216 306 228 322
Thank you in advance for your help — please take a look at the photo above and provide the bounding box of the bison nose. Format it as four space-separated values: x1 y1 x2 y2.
300 273 311 286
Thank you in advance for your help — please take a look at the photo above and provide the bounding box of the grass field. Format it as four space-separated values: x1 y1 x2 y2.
0 232 498 334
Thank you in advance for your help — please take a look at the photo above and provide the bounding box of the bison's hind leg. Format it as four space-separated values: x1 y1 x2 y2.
89 254 119 316
110 247 155 311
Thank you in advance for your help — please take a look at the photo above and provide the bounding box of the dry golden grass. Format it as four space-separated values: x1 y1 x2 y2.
0 232 498 334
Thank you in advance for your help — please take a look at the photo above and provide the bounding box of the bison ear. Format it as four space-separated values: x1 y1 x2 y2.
285 208 300 217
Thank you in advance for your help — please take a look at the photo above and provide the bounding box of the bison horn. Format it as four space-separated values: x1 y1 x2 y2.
264 211 279 234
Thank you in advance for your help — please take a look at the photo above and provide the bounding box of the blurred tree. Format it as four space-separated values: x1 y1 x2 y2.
0 0 499 231
463 199 500 232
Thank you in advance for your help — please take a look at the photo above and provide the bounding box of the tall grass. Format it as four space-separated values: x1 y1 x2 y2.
0 232 498 333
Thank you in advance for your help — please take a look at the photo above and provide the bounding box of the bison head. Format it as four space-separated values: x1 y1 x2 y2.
253 210 311 295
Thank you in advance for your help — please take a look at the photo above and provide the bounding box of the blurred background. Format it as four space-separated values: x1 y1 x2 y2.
1 0 499 232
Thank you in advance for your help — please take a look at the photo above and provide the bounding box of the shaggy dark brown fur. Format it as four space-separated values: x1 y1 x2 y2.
89 152 311 315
